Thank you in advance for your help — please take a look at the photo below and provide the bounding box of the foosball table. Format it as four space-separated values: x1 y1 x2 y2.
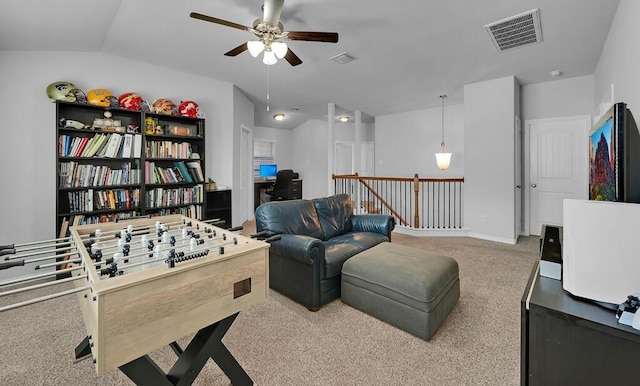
0 214 271 385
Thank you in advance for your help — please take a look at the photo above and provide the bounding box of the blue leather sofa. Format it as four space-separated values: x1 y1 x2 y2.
255 194 395 310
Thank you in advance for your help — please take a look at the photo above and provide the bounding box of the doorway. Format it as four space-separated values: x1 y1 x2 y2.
525 115 590 236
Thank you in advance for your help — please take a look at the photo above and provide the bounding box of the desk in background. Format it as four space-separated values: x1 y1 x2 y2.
253 179 302 210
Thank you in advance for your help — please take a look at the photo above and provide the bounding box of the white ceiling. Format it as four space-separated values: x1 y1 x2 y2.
0 0 620 129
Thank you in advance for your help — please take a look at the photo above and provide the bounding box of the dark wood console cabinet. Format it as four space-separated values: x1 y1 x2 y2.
521 263 640 385
204 189 231 228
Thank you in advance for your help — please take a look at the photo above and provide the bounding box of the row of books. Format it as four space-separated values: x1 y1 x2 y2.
58 133 142 158
67 188 141 213
64 212 142 228
145 161 204 184
145 140 195 159
145 186 203 208
59 161 141 188
148 205 202 220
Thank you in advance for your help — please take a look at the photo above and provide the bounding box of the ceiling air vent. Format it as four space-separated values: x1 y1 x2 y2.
484 9 542 52
330 52 359 64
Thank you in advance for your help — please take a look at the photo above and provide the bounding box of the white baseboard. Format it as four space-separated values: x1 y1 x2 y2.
466 232 518 245
393 226 470 238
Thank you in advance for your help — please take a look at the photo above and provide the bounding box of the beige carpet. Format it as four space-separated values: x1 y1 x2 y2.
0 223 538 385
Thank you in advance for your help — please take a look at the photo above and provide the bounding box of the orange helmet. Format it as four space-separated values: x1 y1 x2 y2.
87 88 116 107
179 100 200 118
118 92 144 110
152 98 176 115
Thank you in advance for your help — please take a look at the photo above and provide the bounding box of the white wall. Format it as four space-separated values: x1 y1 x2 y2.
464 76 518 243
0 50 235 246
521 75 594 120
291 119 329 199
375 103 464 178
594 0 640 114
253 125 293 170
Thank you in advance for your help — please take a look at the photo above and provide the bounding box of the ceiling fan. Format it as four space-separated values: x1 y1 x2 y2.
190 0 338 66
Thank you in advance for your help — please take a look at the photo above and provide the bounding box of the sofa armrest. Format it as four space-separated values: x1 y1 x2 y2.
351 214 395 240
269 234 325 266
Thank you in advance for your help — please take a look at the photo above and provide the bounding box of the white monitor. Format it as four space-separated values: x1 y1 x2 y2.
563 199 640 305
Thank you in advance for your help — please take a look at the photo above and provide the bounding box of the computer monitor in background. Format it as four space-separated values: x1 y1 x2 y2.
259 164 278 178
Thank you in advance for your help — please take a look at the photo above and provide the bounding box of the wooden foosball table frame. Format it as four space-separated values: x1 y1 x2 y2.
68 214 269 385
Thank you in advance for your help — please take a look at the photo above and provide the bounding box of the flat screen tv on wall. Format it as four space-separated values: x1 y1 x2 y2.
589 102 640 203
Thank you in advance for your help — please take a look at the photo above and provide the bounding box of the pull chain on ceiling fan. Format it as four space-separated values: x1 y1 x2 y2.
190 0 339 66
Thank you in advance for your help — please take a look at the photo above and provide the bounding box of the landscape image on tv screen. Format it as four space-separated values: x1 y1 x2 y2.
589 116 616 201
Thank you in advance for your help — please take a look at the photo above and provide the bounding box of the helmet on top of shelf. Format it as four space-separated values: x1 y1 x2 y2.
87 88 116 107
178 100 200 118
152 98 177 115
118 92 144 111
46 81 85 103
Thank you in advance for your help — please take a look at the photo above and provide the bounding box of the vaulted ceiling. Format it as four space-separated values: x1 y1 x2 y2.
0 0 620 129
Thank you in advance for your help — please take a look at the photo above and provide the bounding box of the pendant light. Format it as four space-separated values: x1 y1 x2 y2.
434 94 452 170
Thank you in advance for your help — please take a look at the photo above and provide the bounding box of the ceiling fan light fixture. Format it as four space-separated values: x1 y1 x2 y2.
247 40 265 57
263 50 277 65
271 41 288 59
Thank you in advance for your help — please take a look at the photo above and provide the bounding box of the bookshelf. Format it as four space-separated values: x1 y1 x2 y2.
56 101 205 235
204 189 232 228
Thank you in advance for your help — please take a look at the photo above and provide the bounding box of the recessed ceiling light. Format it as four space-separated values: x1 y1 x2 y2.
273 113 285 121
550 70 562 77
339 116 349 122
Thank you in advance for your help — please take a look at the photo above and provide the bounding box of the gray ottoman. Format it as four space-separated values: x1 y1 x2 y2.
341 242 459 340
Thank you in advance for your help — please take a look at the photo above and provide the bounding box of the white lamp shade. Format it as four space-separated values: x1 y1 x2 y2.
271 41 288 58
262 50 277 65
247 41 265 57
435 152 452 170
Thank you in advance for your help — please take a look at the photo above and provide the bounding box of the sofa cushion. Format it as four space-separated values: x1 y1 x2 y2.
329 232 389 251
323 239 362 278
312 194 353 240
255 199 324 240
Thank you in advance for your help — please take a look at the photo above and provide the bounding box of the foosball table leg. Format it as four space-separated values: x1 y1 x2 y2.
117 312 253 386
74 336 92 362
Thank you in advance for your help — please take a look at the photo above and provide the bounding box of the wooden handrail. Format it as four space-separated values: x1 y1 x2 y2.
332 173 464 183
358 179 409 226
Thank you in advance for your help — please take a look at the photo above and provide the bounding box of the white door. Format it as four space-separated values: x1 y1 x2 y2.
335 142 354 175
527 116 590 236
360 142 375 176
240 126 251 222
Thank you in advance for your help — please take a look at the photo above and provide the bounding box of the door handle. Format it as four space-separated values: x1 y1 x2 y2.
531 184 537 188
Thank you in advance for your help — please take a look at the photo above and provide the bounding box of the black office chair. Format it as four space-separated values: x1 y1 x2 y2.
266 169 295 201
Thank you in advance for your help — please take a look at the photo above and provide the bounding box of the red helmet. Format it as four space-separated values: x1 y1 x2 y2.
118 92 144 110
179 100 200 118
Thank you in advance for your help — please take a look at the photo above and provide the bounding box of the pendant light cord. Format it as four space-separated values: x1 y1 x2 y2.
440 94 446 149
266 66 270 112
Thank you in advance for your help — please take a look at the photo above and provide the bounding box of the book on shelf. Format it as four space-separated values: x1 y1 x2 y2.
104 133 122 158
173 161 193 183
120 134 133 158
133 134 142 158
186 161 204 182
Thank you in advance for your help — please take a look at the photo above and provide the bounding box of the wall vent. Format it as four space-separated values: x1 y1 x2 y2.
484 9 542 52
330 52 359 64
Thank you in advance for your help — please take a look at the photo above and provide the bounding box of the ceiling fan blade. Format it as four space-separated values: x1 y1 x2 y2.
284 49 303 66
263 0 285 27
190 12 249 31
224 43 248 57
285 31 339 43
